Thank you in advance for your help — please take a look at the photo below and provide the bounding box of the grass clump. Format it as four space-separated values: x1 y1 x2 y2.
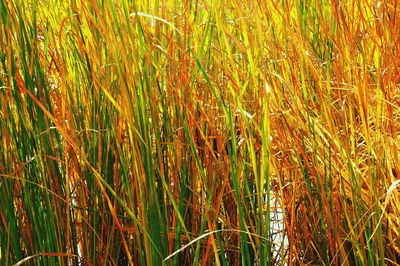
1 0 399 265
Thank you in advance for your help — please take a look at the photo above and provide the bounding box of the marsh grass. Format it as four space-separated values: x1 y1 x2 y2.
1 0 400 265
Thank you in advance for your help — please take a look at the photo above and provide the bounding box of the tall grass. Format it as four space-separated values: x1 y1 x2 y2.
1 0 399 265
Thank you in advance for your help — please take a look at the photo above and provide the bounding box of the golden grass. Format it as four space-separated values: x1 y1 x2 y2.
0 0 399 265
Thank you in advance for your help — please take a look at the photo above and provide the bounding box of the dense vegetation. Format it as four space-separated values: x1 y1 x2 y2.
1 0 399 265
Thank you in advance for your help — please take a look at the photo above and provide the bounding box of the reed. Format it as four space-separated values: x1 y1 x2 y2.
1 0 399 265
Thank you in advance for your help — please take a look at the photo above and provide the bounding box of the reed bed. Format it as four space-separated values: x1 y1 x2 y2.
1 0 399 265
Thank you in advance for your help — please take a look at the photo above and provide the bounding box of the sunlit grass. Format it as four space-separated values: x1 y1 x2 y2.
1 0 399 265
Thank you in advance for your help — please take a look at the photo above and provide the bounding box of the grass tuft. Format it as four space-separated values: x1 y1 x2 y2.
1 0 399 265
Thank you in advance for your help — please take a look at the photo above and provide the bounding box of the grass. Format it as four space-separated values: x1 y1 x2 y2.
0 0 399 265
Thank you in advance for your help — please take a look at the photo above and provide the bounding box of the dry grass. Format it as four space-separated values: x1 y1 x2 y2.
1 0 399 265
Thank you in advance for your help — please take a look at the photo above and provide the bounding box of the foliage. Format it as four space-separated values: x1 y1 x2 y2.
1 0 399 265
